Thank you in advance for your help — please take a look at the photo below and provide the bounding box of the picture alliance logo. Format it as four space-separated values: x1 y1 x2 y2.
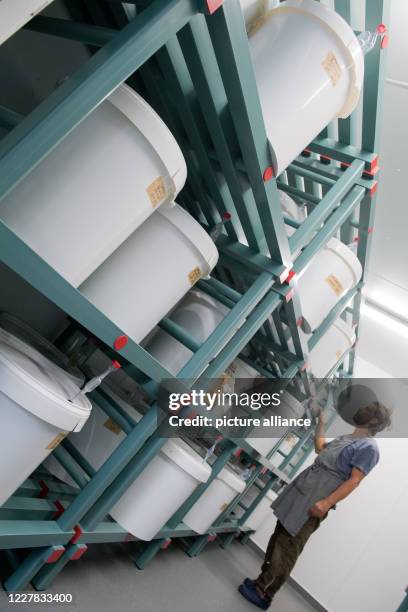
168 389 284 411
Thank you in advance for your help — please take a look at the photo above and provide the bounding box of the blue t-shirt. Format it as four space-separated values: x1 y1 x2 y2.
336 437 380 479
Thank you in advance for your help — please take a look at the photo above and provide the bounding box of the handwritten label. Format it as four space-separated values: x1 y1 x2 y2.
46 432 67 450
326 274 344 296
188 266 202 285
322 52 342 86
104 418 122 435
147 176 167 208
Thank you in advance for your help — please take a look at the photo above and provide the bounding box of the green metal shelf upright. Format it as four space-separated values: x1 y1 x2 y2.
0 0 390 593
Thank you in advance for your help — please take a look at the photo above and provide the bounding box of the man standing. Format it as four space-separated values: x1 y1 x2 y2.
238 401 391 610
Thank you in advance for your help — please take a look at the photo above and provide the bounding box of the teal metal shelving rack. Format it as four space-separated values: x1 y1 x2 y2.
0 0 390 592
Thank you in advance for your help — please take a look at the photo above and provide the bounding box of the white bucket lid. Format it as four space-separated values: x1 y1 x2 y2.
0 328 92 432
332 317 356 346
159 204 219 273
275 0 364 118
161 438 212 483
108 84 187 197
0 312 84 387
217 466 247 494
326 238 363 286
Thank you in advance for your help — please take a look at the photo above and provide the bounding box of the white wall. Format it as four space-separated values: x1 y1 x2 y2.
290 355 408 612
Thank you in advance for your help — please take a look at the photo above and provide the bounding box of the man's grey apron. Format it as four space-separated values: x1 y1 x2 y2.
272 435 358 536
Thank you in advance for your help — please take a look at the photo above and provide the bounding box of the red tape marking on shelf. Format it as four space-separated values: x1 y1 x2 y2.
70 545 88 561
45 546 65 564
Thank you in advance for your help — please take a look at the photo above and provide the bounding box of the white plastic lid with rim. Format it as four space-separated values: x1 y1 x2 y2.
326 238 363 286
159 204 219 273
272 0 364 118
217 466 247 494
161 438 212 483
0 328 92 432
108 85 187 197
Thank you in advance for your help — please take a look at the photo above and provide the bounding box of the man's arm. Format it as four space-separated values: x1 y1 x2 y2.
314 408 327 454
308 467 366 519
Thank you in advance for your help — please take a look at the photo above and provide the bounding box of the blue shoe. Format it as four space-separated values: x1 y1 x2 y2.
244 578 257 588
238 582 270 610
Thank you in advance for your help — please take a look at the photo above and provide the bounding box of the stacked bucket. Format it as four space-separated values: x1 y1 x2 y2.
0 0 367 541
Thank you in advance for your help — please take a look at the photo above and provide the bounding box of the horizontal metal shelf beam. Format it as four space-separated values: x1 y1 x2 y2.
0 522 73 550
289 160 365 255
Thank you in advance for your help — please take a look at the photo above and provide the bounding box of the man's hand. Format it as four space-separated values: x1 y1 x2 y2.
308 498 331 519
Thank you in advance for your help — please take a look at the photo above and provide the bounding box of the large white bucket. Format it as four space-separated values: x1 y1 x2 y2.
0 85 187 287
0 328 91 507
144 289 229 376
235 486 278 531
309 317 356 378
0 312 84 387
46 357 212 541
111 437 211 540
246 0 364 174
183 465 246 534
80 205 219 344
298 238 362 331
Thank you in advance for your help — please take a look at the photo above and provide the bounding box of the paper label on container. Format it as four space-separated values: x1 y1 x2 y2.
147 176 167 208
104 418 122 435
322 52 342 86
46 432 67 450
325 274 344 296
188 266 202 285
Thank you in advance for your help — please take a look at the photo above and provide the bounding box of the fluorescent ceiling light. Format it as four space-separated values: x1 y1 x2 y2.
361 302 408 340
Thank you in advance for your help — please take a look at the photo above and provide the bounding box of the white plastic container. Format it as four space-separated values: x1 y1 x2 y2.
309 317 356 378
246 392 304 457
0 0 55 45
0 328 91 507
0 85 187 287
0 312 84 387
247 0 364 174
235 486 278 531
80 205 219 344
144 289 229 376
183 466 246 534
111 437 211 540
298 238 362 331
45 364 212 541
